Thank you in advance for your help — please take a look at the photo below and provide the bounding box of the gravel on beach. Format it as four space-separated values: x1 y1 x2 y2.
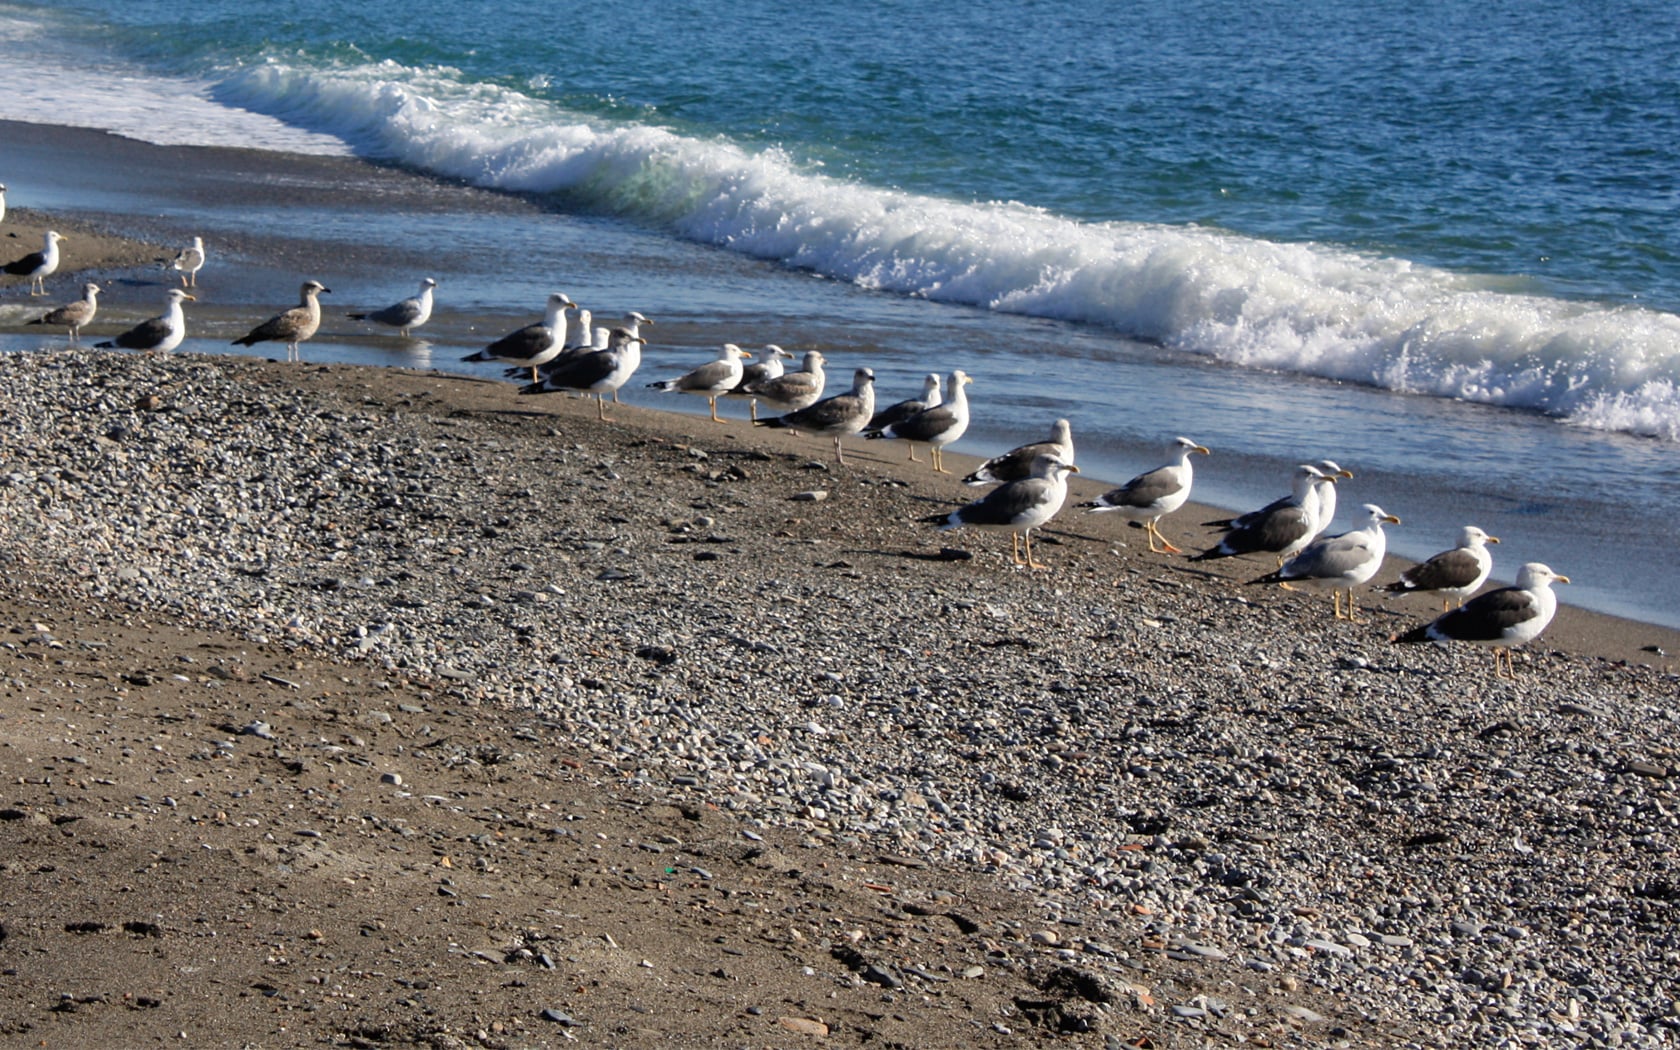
2 343 1677 1048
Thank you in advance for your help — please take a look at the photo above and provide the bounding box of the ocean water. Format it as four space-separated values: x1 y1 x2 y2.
2 0 1678 628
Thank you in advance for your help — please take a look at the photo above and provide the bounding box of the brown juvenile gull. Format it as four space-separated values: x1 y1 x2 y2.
742 349 826 414
725 344 795 421
1083 435 1210 554
349 277 435 337
646 343 752 423
520 327 646 420
755 366 875 464
462 291 575 380
4 230 63 296
927 453 1079 570
1384 525 1500 611
864 372 942 460
233 280 330 362
868 371 971 471
96 288 195 354
1392 562 1570 679
28 281 100 344
164 236 206 288
1194 464 1328 565
963 418 1075 486
1250 503 1400 622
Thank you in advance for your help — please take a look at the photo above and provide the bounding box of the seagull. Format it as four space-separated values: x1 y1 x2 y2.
755 366 875 464
868 371 971 470
1250 503 1400 622
725 344 795 421
865 373 942 460
604 312 654 401
164 236 206 288
28 281 100 344
520 327 646 420
349 277 436 337
1083 436 1210 554
1212 458 1351 537
1195 464 1328 565
463 291 575 381
96 288 195 354
743 349 826 414
4 230 64 296
646 343 752 423
1308 460 1354 537
1392 562 1570 679
963 419 1075 486
0 183 7 225
928 453 1079 570
562 306 593 351
233 280 330 362
1384 526 1500 611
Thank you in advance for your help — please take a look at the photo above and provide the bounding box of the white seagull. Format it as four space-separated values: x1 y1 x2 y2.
1196 464 1328 565
742 349 826 414
1393 562 1570 679
1083 436 1210 554
865 373 942 460
4 230 64 296
165 236 206 288
929 453 1079 570
754 366 875 464
868 370 970 471
349 277 436 337
963 419 1075 486
1384 525 1500 611
463 292 576 381
520 327 646 420
726 344 795 421
96 288 195 354
646 343 753 423
1251 503 1400 622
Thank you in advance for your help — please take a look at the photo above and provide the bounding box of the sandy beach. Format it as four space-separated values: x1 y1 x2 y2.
4 121 1680 1048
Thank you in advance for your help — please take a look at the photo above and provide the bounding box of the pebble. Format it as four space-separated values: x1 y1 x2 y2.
5 350 1677 1050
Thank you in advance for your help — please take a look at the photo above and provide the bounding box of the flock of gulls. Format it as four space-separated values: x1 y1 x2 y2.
1 198 1572 678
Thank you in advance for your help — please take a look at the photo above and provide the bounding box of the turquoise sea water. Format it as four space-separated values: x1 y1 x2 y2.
2 0 1678 627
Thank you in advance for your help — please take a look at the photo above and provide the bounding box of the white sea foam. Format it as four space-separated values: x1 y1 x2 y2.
13 36 1680 440
0 11 348 154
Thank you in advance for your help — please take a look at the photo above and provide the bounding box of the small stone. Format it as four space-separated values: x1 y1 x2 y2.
777 1016 829 1036
380 772 403 786
789 490 828 502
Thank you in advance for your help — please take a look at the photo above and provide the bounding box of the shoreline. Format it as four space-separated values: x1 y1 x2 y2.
3 180 1676 662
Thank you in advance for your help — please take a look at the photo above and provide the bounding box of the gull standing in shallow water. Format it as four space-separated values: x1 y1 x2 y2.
1250 503 1400 622
4 230 63 296
929 453 1079 570
1083 436 1210 554
349 277 436 337
97 288 195 354
725 345 795 421
233 280 330 362
755 366 875 464
164 236 206 288
1392 562 1570 679
519 327 646 420
463 291 575 381
864 373 942 460
1384 525 1500 611
868 370 970 471
963 419 1075 486
29 281 100 344
646 343 752 423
